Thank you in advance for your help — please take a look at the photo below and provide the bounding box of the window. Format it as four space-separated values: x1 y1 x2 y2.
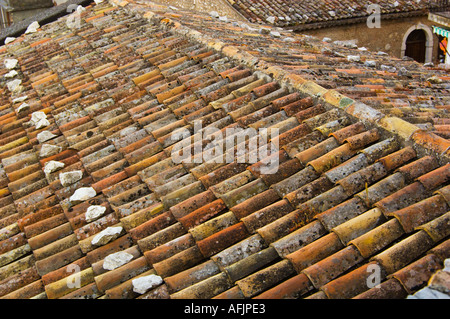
0 6 12 30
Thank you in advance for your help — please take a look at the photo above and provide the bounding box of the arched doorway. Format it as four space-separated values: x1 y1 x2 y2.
401 24 434 64
405 29 427 63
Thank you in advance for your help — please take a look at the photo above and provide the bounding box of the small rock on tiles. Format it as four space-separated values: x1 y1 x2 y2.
12 96 27 104
444 259 450 272
334 40 357 48
85 205 107 223
398 67 410 77
381 65 396 73
5 70 18 78
17 103 30 113
5 37 16 45
30 111 47 125
59 171 83 187
40 144 62 158
266 16 276 24
270 31 281 38
35 118 50 130
103 251 134 270
69 187 97 204
37 131 57 143
7 79 22 93
91 226 123 246
427 76 443 84
347 55 360 62
4 59 18 70
209 11 219 18
132 275 163 294
364 60 377 68
25 21 40 34
44 160 65 175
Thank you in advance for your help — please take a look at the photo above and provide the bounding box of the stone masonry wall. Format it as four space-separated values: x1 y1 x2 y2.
302 16 440 63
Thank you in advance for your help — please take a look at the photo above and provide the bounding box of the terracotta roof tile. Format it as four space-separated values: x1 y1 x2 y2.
226 0 443 28
286 233 344 273
356 172 407 207
272 165 319 197
436 184 450 205
302 245 364 289
143 232 194 266
178 199 227 230
170 271 232 299
60 281 102 299
165 259 220 294
372 230 436 275
321 262 386 299
254 272 314 299
417 164 450 191
284 175 334 208
332 207 386 245
152 245 205 278
137 222 186 255
197 222 249 257
353 277 408 299
396 155 439 183
388 194 449 233
236 259 296 298
391 253 444 295
416 211 450 243
94 256 150 293
223 246 279 283
307 143 358 174
242 199 294 234
338 162 388 195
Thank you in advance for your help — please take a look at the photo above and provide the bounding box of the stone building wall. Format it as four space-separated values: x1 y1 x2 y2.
302 16 440 63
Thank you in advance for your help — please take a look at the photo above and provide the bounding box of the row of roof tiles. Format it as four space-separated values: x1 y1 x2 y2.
0 0 448 299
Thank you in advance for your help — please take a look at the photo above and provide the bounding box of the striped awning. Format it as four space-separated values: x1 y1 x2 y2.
433 26 450 38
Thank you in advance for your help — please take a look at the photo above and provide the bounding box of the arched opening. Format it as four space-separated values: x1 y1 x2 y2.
401 24 434 64
404 29 427 63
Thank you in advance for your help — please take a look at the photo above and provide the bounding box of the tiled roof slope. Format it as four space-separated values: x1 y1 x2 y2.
225 0 439 29
0 0 448 299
